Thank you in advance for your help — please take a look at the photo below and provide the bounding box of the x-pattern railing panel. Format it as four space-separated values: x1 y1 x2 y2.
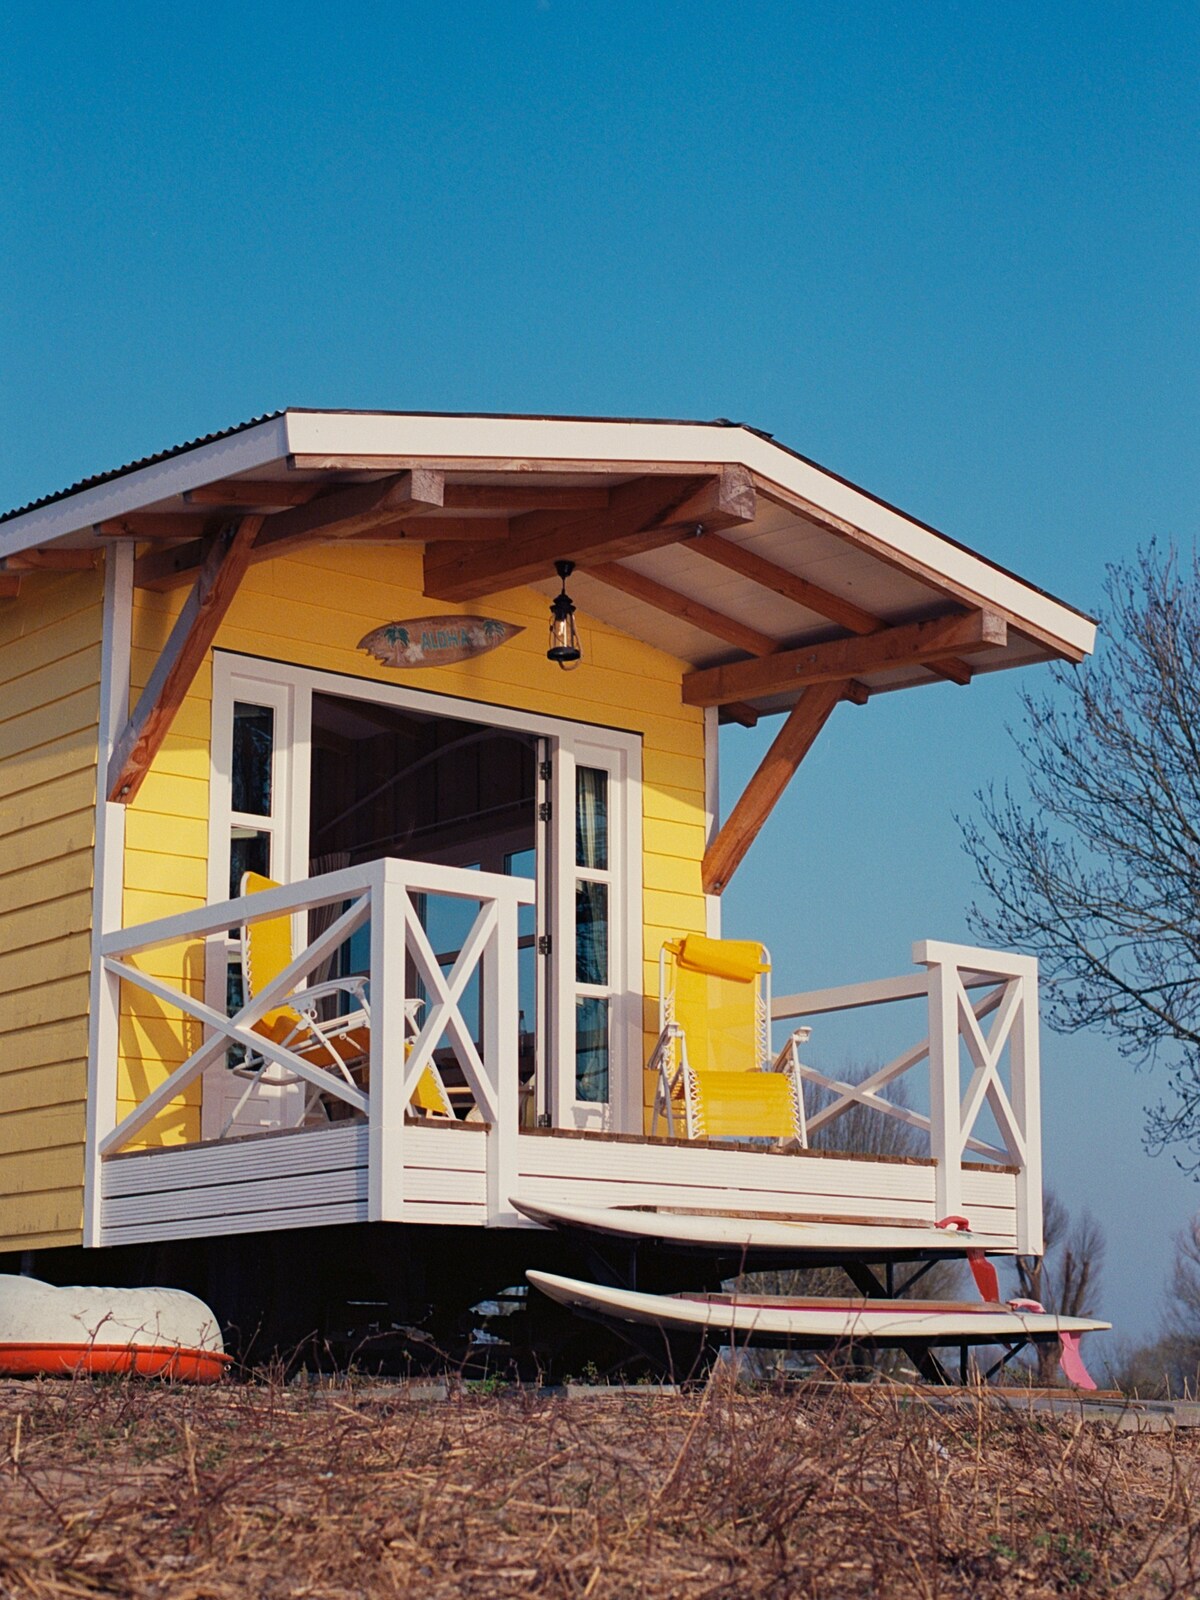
400 892 500 1122
798 985 1008 1159
955 975 1026 1165
100 892 373 1154
95 857 533 1226
772 940 1043 1252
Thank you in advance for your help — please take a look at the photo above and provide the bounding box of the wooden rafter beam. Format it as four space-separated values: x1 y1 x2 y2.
690 532 880 634
249 469 445 559
185 481 610 514
682 611 1006 708
107 517 263 804
348 516 511 543
588 562 778 657
423 466 756 604
95 514 211 539
720 703 761 728
185 480 323 507
702 681 848 894
441 485 611 512
690 532 974 685
133 469 447 590
4 549 99 571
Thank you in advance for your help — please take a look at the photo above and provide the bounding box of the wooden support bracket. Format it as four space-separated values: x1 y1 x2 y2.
107 516 263 804
702 681 848 895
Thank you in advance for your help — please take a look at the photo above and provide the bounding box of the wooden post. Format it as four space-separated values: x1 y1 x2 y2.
702 681 845 895
483 881 521 1226
107 515 262 803
368 862 408 1221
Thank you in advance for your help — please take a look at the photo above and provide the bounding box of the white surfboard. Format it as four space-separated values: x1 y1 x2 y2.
527 1270 1111 1346
512 1198 1017 1258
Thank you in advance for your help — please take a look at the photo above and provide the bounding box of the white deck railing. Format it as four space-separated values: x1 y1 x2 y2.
95 857 532 1226
773 940 1043 1253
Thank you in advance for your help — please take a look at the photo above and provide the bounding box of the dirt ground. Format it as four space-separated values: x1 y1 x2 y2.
0 1375 1197 1598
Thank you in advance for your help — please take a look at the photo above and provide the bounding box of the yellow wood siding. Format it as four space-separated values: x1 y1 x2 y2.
0 568 103 1250
122 543 709 1135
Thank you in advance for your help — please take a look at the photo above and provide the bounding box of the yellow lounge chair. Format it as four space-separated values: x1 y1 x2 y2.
234 872 454 1123
649 935 809 1143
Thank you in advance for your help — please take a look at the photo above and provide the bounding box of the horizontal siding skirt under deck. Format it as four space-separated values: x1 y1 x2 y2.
96 1126 1017 1247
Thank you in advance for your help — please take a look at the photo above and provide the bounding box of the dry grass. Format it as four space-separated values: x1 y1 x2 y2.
0 1373 1198 1598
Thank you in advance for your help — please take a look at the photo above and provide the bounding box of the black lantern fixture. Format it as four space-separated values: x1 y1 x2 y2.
547 560 582 669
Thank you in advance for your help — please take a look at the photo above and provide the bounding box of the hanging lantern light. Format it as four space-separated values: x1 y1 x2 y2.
547 560 582 669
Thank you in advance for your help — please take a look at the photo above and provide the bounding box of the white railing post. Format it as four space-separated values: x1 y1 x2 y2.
368 862 407 1221
1010 962 1043 1254
483 883 521 1226
921 946 964 1222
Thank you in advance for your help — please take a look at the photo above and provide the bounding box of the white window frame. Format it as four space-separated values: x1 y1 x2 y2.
206 652 643 1135
202 669 310 1137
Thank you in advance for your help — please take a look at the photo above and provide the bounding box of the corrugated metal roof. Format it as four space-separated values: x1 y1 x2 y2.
0 411 287 523
0 409 758 525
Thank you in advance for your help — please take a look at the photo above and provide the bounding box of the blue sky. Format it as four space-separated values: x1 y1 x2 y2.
3 1 1197 1341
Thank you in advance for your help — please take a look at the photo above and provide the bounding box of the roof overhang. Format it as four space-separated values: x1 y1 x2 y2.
0 409 1096 726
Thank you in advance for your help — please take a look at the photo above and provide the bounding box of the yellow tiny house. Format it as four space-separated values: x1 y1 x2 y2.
0 410 1097 1368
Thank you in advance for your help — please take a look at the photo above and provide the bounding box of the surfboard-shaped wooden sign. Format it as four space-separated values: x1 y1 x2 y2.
359 616 523 669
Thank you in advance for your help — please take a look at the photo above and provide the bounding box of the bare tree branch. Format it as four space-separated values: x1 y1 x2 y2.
962 543 1200 1169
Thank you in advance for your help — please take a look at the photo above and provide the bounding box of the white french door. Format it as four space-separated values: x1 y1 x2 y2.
206 653 642 1136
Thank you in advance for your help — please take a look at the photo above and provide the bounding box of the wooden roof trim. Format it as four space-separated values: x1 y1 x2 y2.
682 611 1007 707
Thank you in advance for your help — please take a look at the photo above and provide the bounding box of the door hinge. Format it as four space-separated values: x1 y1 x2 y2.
539 759 553 782
538 800 552 822
537 934 552 956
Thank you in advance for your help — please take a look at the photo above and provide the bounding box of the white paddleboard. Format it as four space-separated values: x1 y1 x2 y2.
512 1198 1017 1258
527 1270 1111 1345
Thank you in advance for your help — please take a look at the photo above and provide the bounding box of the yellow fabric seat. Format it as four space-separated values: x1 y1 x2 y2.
239 872 454 1121
649 935 809 1144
